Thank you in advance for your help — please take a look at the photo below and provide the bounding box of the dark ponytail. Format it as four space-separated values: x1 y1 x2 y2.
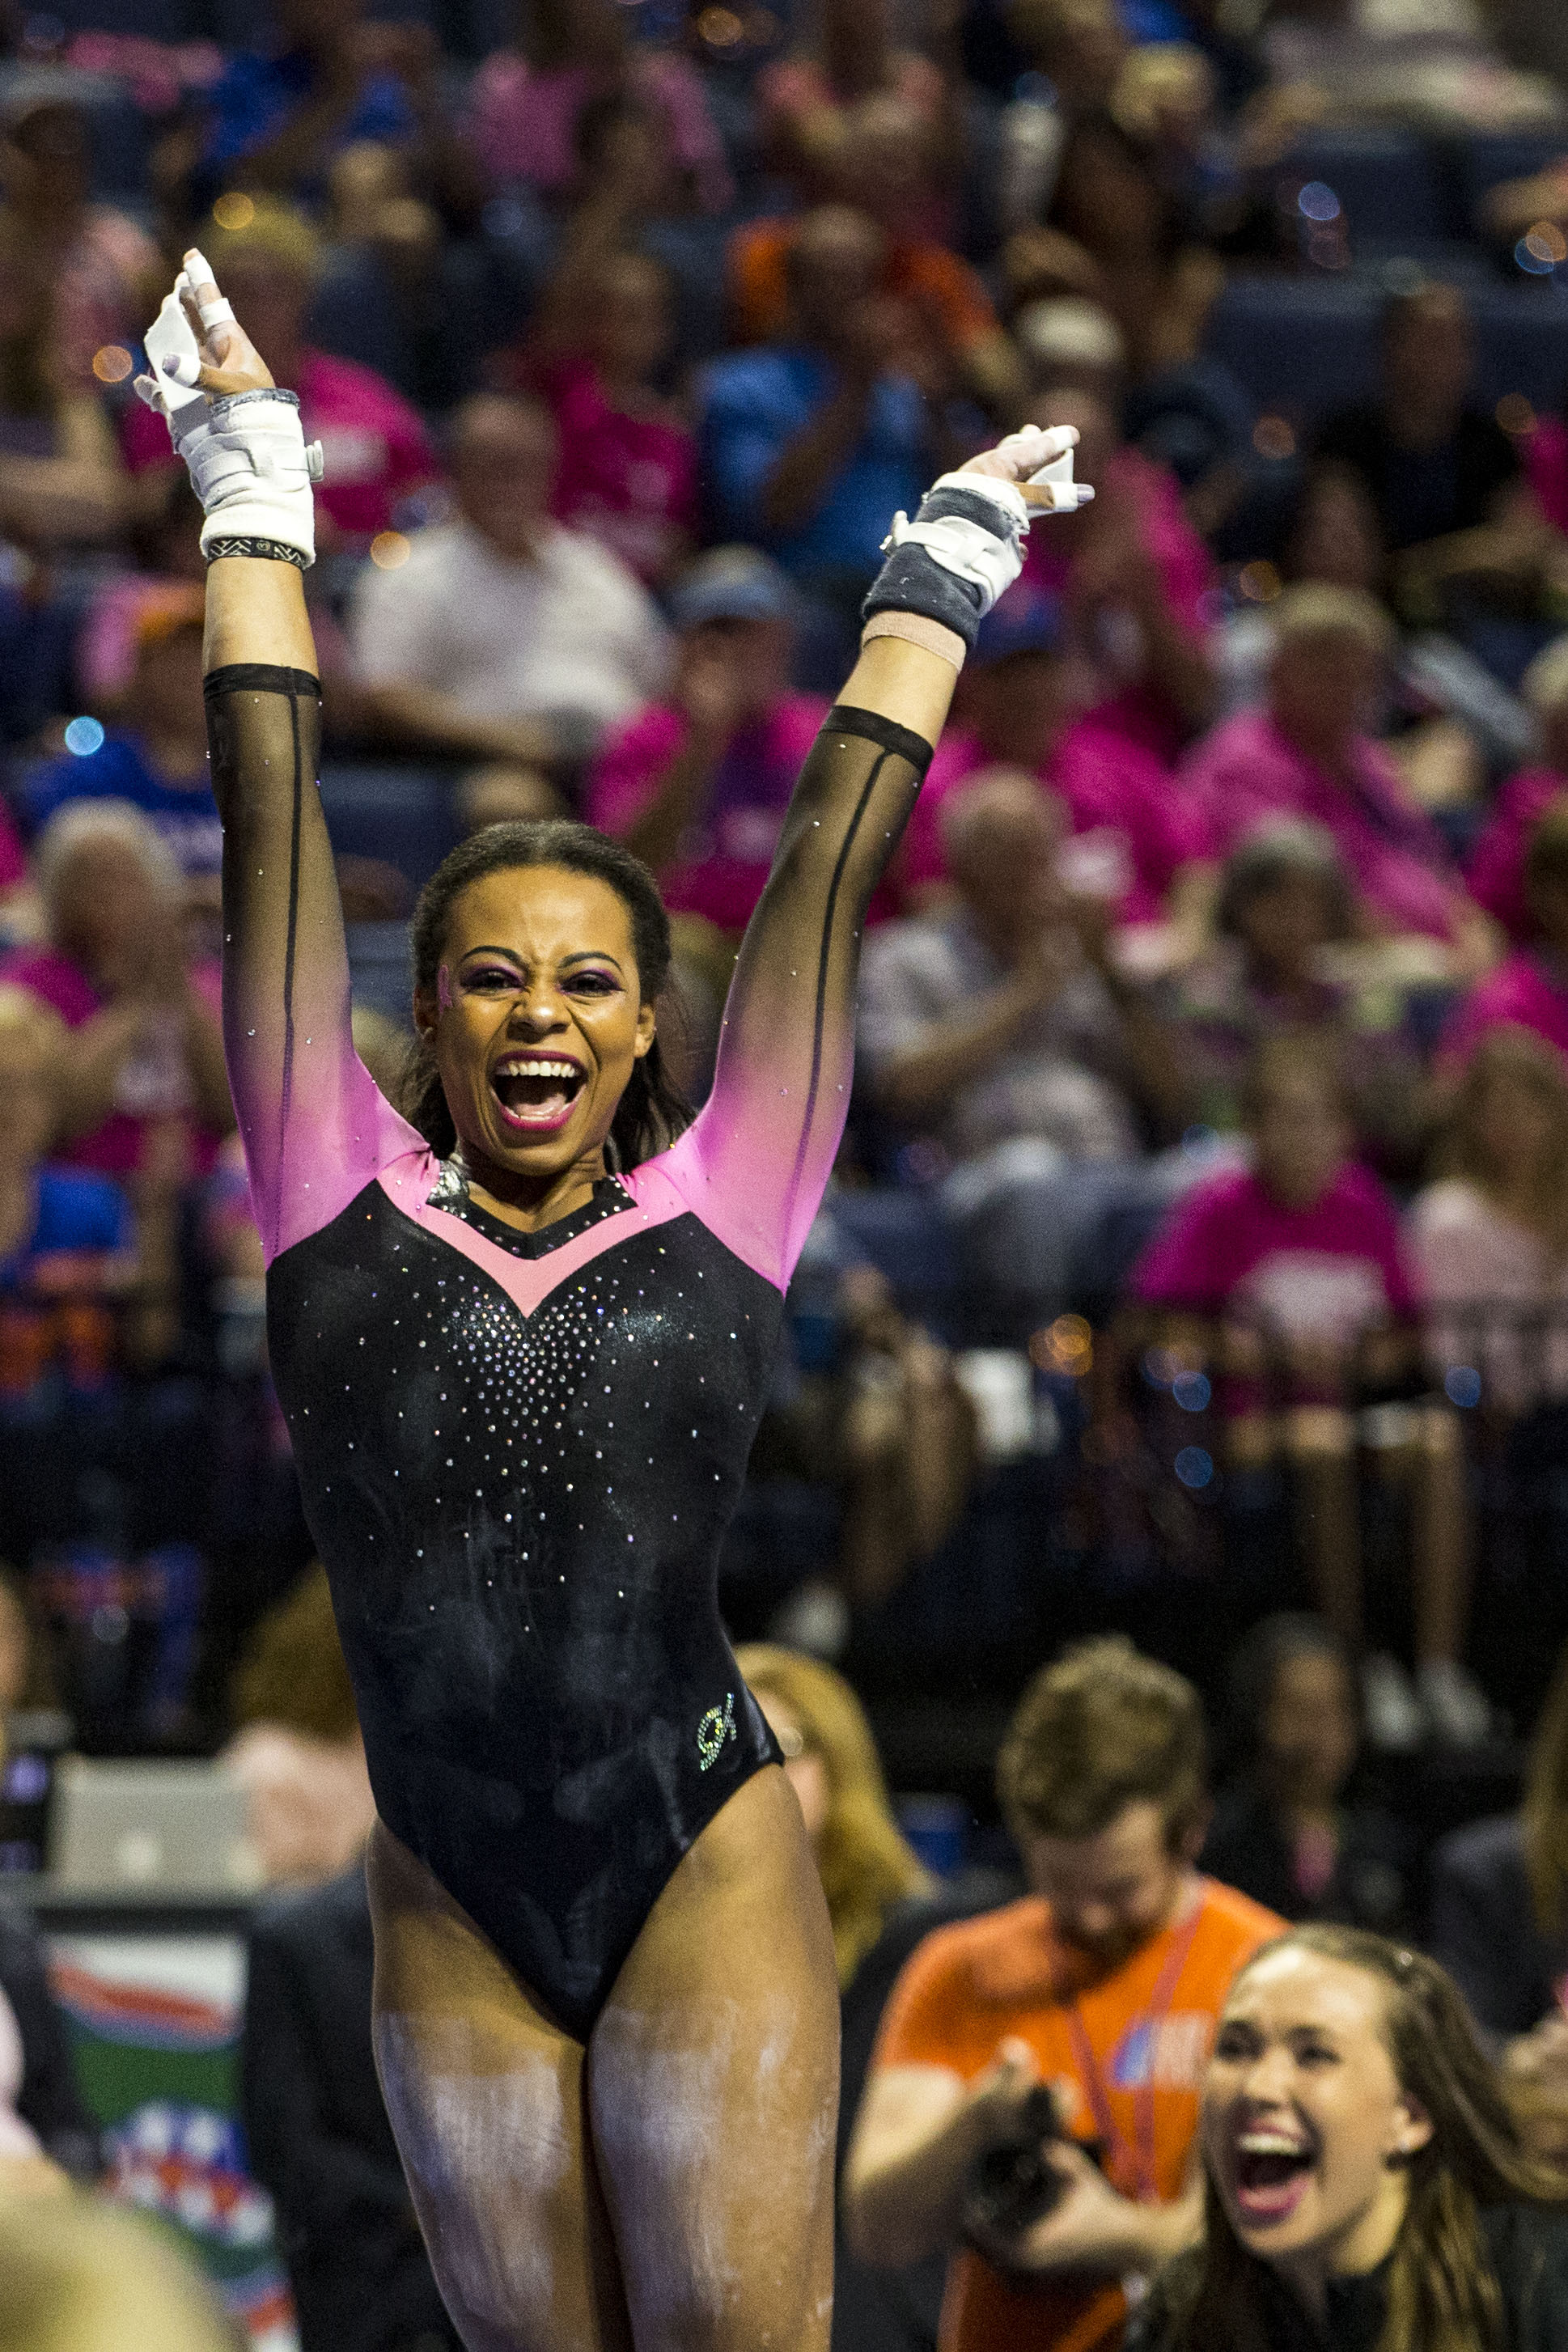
400 820 692 1170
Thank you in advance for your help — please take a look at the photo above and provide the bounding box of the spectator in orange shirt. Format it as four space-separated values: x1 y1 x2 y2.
843 1638 1283 2352
729 96 1026 428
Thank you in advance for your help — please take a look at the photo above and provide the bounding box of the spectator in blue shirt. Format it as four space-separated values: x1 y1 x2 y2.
21 591 220 884
200 0 482 222
699 206 934 651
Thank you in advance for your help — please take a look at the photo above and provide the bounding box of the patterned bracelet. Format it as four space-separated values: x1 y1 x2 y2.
206 536 309 569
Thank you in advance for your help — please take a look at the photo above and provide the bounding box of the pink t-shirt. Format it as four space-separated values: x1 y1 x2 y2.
520 356 697 587
588 693 830 933
468 50 732 212
0 801 26 892
1527 413 1568 536
1465 765 1566 943
0 945 224 1179
1133 1161 1416 1341
1180 707 1461 943
122 347 438 541
1023 449 1214 763
908 718 1206 922
1439 950 1568 1073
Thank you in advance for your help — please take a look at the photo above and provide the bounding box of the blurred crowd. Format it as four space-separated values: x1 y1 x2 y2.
2 0 1568 2338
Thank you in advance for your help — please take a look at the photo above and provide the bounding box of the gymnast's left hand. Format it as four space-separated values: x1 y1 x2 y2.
957 423 1092 512
133 251 274 409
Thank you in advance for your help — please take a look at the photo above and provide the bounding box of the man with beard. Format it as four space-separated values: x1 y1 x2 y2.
843 1639 1282 2352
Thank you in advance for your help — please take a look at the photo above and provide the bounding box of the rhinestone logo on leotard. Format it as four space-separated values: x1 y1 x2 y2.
696 1691 736 1770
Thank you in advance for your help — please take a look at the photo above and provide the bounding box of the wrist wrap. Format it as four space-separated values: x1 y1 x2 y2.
862 474 1031 651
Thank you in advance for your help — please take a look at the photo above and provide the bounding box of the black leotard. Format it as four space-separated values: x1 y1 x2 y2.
207 660 931 2038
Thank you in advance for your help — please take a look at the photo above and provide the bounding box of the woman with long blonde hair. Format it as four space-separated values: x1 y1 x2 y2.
736 1645 930 1990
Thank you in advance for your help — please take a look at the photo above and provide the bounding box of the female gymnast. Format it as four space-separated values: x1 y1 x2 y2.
142 249 1088 2352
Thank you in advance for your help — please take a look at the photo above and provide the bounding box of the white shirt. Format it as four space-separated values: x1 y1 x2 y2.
350 517 672 734
858 905 1140 1164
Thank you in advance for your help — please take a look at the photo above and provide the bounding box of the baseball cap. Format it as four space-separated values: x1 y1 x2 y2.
668 546 798 631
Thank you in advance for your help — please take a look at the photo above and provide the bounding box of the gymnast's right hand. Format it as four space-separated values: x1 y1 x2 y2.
133 249 273 409
133 251 321 566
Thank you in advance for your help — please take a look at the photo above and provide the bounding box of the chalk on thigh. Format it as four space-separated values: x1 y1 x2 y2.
584 1776 840 2352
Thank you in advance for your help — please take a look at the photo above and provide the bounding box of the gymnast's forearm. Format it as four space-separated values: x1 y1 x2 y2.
205 553 318 683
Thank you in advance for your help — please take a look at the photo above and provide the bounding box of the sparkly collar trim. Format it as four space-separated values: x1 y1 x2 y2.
425 1162 634 1261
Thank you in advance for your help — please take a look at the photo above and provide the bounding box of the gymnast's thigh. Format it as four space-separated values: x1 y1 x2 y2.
587 1765 841 2352
365 1818 634 2352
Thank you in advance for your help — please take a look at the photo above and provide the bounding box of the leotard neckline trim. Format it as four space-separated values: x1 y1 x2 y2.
424 1163 634 1261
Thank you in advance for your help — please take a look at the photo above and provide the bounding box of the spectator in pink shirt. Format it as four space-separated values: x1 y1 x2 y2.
1129 1033 1485 1748
1181 584 1493 973
1020 385 1218 764
119 202 436 549
1467 637 1568 943
1442 799 1568 1075
490 117 697 587
588 548 830 988
468 0 731 213
0 802 231 1184
906 584 1210 940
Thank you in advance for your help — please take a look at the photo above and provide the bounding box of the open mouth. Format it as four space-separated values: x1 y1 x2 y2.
489 1056 587 1136
1232 2130 1316 2225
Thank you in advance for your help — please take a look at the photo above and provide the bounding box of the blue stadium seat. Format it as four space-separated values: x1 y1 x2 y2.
1204 277 1384 420
0 65 150 203
1206 274 1568 427
828 1187 963 1337
317 763 461 895
23 0 204 36
1273 126 1459 249
345 920 414 1027
1468 286 1568 411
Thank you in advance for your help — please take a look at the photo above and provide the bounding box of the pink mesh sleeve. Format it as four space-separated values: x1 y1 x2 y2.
650 705 932 1290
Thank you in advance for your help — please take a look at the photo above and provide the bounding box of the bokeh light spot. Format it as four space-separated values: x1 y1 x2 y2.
1297 181 1340 222
1497 392 1537 436
1238 560 1282 604
1172 1371 1212 1413
1525 221 1567 265
212 191 256 231
1444 1366 1482 1409
91 344 131 384
1032 1314 1093 1375
64 716 105 757
1174 1446 1214 1489
1515 235 1556 276
696 6 744 43
369 532 411 570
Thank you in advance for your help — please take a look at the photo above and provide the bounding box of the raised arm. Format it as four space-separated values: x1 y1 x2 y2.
663 426 1091 1286
140 252 413 1262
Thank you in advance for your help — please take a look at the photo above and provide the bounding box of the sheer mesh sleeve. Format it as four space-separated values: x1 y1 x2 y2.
207 663 420 1265
655 705 932 1290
